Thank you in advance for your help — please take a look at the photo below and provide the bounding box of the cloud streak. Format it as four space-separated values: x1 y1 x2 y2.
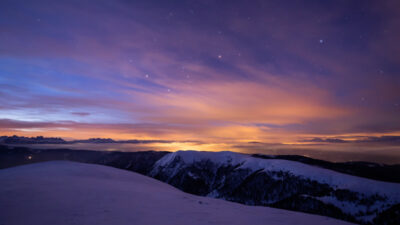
0 0 399 161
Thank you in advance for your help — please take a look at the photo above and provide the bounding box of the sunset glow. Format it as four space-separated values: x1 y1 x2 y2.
1 0 400 163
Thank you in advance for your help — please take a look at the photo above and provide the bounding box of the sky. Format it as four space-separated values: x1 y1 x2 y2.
1 0 400 162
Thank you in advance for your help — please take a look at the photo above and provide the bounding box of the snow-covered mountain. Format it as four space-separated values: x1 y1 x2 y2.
0 135 67 144
1 145 400 224
150 151 400 224
0 135 173 145
0 161 353 225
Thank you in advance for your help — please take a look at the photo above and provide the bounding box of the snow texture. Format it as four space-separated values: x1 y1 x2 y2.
0 161 354 225
154 150 400 199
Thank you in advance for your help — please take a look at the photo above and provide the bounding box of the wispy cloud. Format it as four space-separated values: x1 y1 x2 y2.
71 112 90 117
0 0 399 157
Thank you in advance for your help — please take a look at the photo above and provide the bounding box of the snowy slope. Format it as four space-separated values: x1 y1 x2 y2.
150 151 400 224
153 150 400 198
0 161 354 225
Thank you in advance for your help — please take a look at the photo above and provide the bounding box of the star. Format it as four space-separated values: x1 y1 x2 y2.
319 39 324 44
145 74 149 78
218 55 222 59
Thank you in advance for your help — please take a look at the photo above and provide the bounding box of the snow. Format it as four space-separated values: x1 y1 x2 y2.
0 161 354 225
155 151 400 200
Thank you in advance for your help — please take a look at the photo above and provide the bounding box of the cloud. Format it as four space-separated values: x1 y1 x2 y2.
0 0 399 151
359 136 400 144
71 112 90 117
300 136 400 145
300 138 348 143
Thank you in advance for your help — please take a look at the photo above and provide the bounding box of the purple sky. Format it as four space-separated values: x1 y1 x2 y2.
0 0 400 162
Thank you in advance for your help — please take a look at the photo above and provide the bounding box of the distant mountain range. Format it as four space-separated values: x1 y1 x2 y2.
1 144 399 224
0 135 67 144
0 135 171 144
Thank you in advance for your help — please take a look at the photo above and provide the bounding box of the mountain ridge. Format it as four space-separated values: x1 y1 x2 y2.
149 150 400 224
2 144 399 183
1 145 400 224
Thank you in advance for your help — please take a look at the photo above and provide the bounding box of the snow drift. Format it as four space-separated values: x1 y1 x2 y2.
0 161 353 225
